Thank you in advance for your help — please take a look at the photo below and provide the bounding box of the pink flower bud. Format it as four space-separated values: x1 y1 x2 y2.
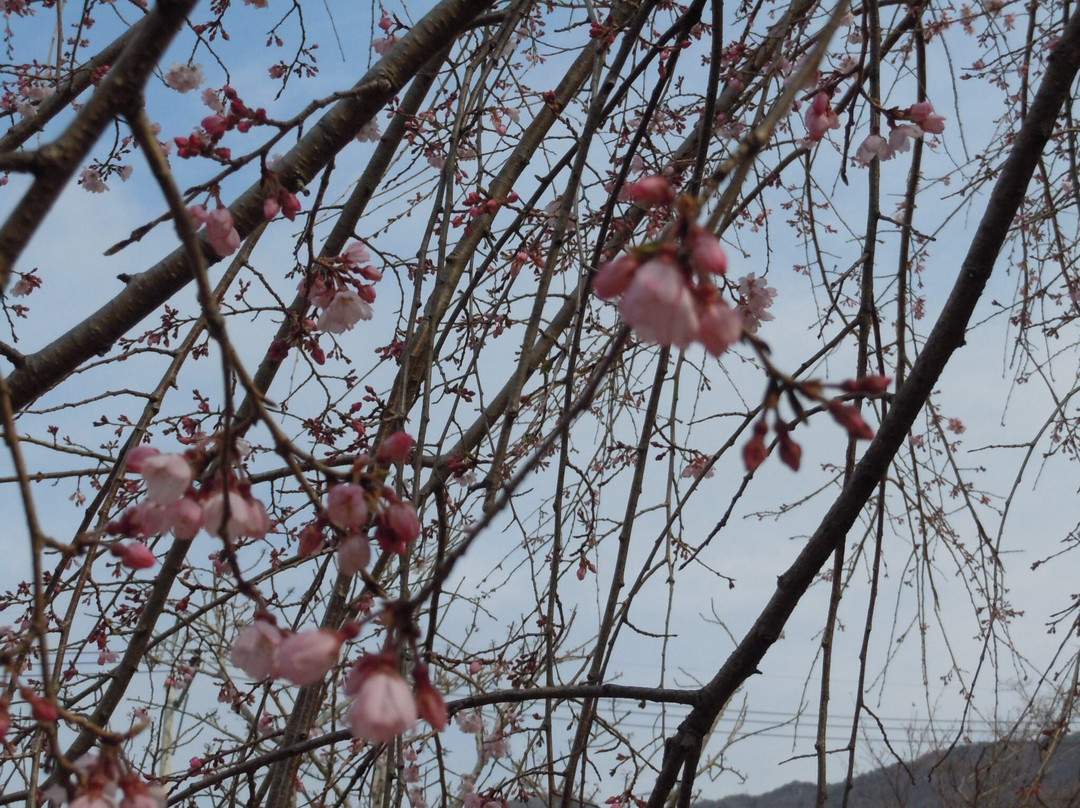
21 687 58 722
413 664 447 731
111 541 157 570
201 114 228 138
280 191 301 221
626 176 676 207
827 400 876 440
839 375 892 395
376 431 415 464
686 225 728 276
593 253 639 300
377 501 421 553
298 522 325 557
273 628 343 686
263 196 281 220
171 495 204 541
775 424 802 471
742 419 770 473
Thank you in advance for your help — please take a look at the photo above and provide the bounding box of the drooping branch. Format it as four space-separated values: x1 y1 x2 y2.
645 8 1080 805
2 0 498 412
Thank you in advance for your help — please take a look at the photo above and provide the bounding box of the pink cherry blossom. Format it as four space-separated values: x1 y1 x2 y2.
347 667 417 743
80 168 108 193
118 775 167 808
804 91 840 142
231 620 283 680
205 207 241 257
356 120 381 142
163 62 204 93
455 710 484 734
619 258 700 348
124 445 161 473
326 484 369 531
317 290 373 333
373 35 398 55
170 495 204 540
274 628 343 686
855 133 892 165
203 490 270 539
140 453 192 503
337 535 371 576
736 273 777 333
342 242 372 267
377 501 421 553
888 124 922 154
908 101 946 134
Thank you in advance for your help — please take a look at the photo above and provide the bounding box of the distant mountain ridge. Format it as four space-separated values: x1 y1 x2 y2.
696 734 1080 808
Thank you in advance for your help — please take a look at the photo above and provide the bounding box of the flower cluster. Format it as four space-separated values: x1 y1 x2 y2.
163 62 203 94
175 85 267 161
294 431 421 574
231 627 446 744
593 177 743 354
190 204 241 257
299 241 384 334
44 752 166 808
854 102 947 164
741 375 890 473
106 443 271 563
804 91 840 142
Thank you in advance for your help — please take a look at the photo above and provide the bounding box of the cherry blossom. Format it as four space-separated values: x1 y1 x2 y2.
888 124 922 154
203 489 271 539
908 101 946 134
79 168 108 193
326 484 369 531
118 775 167 808
140 452 193 503
336 535 371 575
620 256 700 349
345 658 417 743
274 628 345 686
376 431 415 464
855 133 892 164
163 63 204 93
625 176 676 207
736 273 777 333
190 205 241 257
317 290 373 333
376 500 422 553
686 225 728 276
231 620 283 680
696 291 743 357
356 120 381 142
804 91 840 142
